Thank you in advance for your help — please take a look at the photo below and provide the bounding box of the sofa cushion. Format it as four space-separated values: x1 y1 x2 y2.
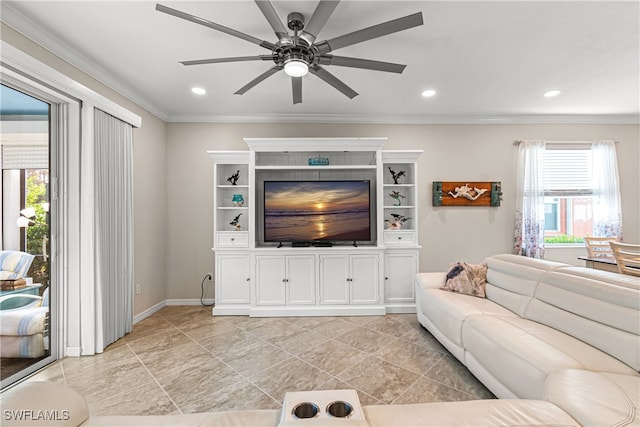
418 288 517 350
461 314 638 399
0 335 45 358
527 269 640 371
483 254 568 317
0 308 46 336
441 262 488 298
544 369 640 427
0 251 35 280
363 399 579 426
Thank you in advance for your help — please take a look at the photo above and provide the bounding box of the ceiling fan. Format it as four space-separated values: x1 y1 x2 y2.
156 1 423 104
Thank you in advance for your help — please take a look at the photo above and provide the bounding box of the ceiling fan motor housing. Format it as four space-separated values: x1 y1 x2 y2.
274 11 317 70
287 12 305 31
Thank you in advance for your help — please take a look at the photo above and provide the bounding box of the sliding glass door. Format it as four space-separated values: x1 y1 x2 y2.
0 84 54 387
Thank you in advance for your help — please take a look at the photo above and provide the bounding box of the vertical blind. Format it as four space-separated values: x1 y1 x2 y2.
94 108 133 350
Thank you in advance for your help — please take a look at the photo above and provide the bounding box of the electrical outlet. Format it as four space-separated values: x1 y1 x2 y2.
207 273 213 281
135 283 141 295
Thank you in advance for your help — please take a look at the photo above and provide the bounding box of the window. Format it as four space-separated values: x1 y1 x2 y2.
514 140 621 258
543 145 593 244
543 143 620 244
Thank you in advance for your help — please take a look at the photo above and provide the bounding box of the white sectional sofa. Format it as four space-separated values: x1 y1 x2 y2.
3 381 579 427
2 253 637 427
416 253 640 427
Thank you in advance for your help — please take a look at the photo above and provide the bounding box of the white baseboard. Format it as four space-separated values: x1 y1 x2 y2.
65 346 82 357
164 298 214 306
133 299 215 324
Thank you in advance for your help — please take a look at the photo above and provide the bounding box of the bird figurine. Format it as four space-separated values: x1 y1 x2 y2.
385 213 410 229
227 170 240 185
389 190 406 206
230 213 242 231
388 167 406 184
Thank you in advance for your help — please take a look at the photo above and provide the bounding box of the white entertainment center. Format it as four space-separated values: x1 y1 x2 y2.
209 137 422 317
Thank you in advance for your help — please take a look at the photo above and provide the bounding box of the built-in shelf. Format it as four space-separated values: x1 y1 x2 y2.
209 140 423 317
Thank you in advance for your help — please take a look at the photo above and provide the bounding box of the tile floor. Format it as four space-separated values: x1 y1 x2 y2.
28 306 494 415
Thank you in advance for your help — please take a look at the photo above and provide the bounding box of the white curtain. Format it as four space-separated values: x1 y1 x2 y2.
513 140 546 259
93 109 133 351
592 140 623 240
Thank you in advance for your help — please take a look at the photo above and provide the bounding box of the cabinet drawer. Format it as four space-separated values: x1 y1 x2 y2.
216 232 249 248
383 230 417 246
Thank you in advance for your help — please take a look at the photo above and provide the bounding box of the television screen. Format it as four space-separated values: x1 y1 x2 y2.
264 180 371 242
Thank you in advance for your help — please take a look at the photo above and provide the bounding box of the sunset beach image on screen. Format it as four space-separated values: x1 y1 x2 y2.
264 181 371 242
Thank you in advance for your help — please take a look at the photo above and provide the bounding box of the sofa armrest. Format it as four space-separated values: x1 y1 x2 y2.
415 272 446 291
1 381 89 426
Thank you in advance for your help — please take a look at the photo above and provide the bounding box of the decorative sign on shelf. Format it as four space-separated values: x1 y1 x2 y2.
308 156 330 166
432 181 502 207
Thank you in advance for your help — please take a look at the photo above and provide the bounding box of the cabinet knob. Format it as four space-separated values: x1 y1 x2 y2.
398 236 402 240
385 277 389 280
231 238 235 241
246 278 250 282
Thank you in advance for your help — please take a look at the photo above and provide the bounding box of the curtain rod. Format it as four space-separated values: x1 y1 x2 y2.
513 140 619 146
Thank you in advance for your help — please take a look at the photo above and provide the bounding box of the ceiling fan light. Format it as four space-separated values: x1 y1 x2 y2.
284 59 309 77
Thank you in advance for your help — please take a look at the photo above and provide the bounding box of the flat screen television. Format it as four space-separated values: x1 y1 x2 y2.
264 180 371 243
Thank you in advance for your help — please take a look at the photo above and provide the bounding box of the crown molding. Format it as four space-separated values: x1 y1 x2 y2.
1 2 168 122
165 113 640 125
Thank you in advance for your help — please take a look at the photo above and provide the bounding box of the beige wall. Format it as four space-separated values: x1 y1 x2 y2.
166 123 639 300
1 24 169 315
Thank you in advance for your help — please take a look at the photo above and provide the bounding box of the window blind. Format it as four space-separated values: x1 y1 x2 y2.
1 144 48 169
543 148 593 195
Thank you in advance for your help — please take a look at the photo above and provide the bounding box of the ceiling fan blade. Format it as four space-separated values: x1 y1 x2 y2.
318 55 406 73
156 3 276 51
315 12 423 54
234 65 282 95
254 1 292 45
299 1 340 46
181 55 274 66
292 77 302 104
309 65 358 99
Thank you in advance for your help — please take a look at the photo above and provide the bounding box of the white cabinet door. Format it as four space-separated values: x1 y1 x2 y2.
319 254 349 305
350 254 380 304
216 254 251 304
384 251 418 305
255 255 286 305
286 255 316 305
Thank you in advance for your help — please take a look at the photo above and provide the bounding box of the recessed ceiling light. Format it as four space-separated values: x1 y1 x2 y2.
543 89 562 97
191 87 206 95
422 89 436 98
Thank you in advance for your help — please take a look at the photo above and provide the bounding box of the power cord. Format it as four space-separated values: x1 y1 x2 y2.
200 274 214 307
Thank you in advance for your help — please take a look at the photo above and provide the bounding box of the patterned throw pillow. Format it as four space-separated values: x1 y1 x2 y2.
441 262 488 298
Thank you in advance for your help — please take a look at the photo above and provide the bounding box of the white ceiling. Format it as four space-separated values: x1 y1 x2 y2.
2 1 639 124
